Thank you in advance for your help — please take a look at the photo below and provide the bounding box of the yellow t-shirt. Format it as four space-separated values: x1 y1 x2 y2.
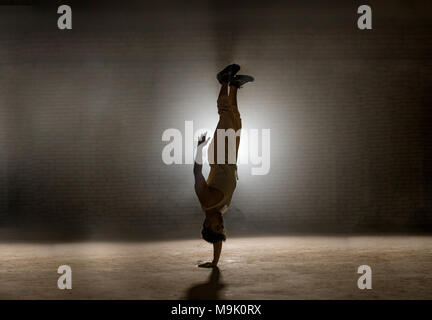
203 164 238 212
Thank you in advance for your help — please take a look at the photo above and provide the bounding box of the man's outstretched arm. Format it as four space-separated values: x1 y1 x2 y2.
194 133 210 201
194 133 223 268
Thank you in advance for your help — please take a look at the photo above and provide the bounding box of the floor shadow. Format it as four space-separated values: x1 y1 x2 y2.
185 267 227 300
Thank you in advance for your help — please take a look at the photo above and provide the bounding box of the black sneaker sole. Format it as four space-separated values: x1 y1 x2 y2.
230 74 254 88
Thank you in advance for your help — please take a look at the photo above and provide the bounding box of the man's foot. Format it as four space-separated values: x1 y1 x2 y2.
230 75 254 88
217 64 240 84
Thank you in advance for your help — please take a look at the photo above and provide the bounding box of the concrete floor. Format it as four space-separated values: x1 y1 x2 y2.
0 236 431 299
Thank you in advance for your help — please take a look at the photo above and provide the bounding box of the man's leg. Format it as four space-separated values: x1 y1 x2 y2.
229 85 242 159
228 84 237 108
217 83 229 107
208 83 237 165
228 85 241 130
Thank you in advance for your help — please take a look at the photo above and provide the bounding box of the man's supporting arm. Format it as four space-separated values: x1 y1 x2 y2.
212 241 222 265
199 241 222 268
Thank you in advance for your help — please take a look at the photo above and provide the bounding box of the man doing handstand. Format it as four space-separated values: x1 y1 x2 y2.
193 64 254 267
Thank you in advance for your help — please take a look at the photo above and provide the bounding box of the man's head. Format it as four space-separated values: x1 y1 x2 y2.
202 211 226 243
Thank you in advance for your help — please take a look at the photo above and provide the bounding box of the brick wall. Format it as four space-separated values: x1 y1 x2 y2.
0 0 431 238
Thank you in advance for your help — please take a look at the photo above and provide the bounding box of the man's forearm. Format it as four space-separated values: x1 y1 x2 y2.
193 146 204 175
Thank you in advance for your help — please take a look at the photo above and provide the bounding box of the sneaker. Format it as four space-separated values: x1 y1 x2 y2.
217 64 241 84
230 74 254 88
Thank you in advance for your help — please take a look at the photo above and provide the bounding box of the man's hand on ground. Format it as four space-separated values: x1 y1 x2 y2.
198 261 217 268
